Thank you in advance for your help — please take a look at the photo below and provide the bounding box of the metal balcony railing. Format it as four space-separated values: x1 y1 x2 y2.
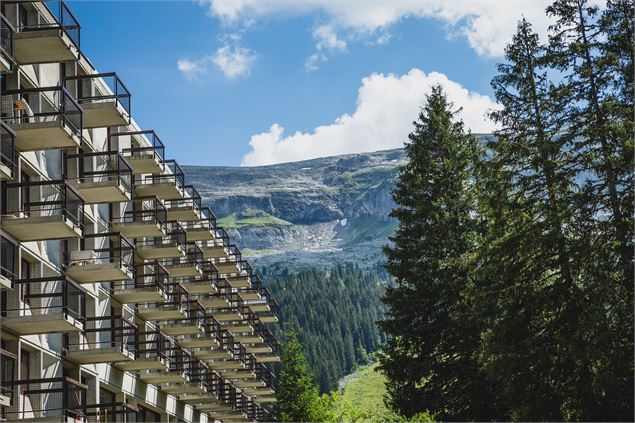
1 179 84 228
0 86 82 135
67 232 135 274
64 72 131 116
65 315 137 358
65 150 133 193
6 0 80 49
166 347 193 379
0 14 14 63
164 184 201 216
183 207 217 233
135 220 186 251
86 401 139 423
114 261 170 295
138 281 190 318
116 129 165 162
164 242 203 270
136 328 171 364
0 120 16 176
0 236 17 288
4 376 87 421
2 276 85 323
214 227 230 247
136 159 184 191
0 348 16 406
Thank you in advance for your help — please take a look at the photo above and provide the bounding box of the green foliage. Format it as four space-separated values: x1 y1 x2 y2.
274 326 333 422
379 85 501 420
262 264 388 392
379 2 634 421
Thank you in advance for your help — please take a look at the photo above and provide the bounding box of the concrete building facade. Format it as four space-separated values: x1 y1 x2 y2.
0 2 279 421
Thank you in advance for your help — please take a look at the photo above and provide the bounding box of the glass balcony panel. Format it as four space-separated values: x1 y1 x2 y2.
6 0 80 64
0 86 82 151
64 73 130 128
0 120 16 180
64 232 134 284
0 276 85 335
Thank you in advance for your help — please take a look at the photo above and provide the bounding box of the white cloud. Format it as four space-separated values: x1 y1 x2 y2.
177 37 256 80
212 44 257 79
241 68 499 166
200 0 557 58
177 58 206 79
304 24 347 71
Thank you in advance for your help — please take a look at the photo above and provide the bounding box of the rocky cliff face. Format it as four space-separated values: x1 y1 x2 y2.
184 148 407 268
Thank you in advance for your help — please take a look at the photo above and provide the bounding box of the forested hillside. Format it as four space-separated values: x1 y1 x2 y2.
260 264 388 392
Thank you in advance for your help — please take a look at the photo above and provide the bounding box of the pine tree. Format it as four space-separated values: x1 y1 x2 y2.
379 85 500 420
274 326 322 422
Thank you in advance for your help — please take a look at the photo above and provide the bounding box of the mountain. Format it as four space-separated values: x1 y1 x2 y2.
184 148 407 269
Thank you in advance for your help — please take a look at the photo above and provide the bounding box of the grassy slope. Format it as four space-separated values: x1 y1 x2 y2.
341 362 387 410
217 213 292 228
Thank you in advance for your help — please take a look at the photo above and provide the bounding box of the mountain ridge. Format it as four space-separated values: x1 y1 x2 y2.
184 148 407 268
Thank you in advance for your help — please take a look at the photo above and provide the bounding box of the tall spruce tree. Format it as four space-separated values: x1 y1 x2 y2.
476 18 587 420
274 326 322 422
475 13 634 420
379 85 500 420
547 0 633 288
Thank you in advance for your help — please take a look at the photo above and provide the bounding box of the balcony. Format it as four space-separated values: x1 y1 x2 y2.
0 276 85 335
0 120 16 180
0 348 16 407
163 243 203 278
116 328 170 372
65 151 132 204
192 329 233 362
86 402 139 423
160 360 208 395
0 236 17 290
0 14 15 73
160 300 206 336
64 233 134 284
165 185 201 221
117 130 165 174
3 376 87 422
183 208 216 242
1 86 82 151
111 262 170 304
64 73 130 128
139 346 191 385
134 159 185 200
135 221 186 260
64 315 137 364
6 0 80 64
1 180 83 241
178 262 218 294
111 196 166 239
177 317 222 349
136 283 188 321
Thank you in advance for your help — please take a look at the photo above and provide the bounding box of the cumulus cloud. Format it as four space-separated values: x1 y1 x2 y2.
200 0 558 58
177 35 256 80
212 44 257 79
241 68 499 166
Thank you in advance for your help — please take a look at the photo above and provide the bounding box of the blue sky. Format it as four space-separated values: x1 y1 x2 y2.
68 0 556 166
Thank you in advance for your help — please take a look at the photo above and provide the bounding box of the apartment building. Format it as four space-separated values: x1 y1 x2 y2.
0 1 279 421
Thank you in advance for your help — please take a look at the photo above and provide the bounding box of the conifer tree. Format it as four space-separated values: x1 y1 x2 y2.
379 85 500 420
274 326 322 422
547 0 633 287
476 18 588 420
